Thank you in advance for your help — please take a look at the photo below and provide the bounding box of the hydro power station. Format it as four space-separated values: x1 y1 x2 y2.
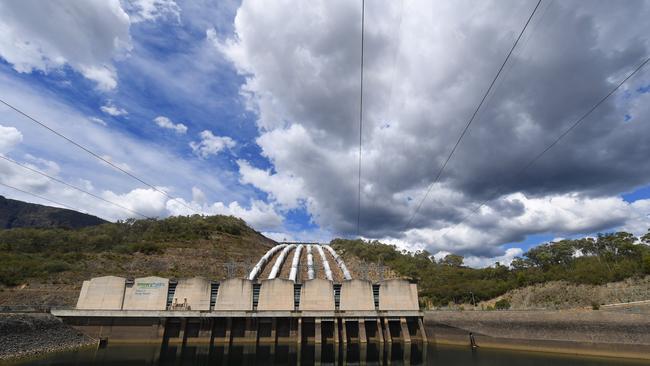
52 243 426 345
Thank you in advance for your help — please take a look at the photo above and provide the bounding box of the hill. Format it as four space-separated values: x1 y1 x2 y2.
332 233 650 308
0 195 106 229
0 214 276 307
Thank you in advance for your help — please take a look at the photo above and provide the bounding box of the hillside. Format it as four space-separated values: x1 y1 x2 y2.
0 195 106 229
0 215 276 307
332 234 650 308
481 276 650 310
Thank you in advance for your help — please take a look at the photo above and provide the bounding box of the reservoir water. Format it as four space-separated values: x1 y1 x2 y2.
13 343 647 365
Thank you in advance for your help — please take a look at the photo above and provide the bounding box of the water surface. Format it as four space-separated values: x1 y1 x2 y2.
15 343 646 365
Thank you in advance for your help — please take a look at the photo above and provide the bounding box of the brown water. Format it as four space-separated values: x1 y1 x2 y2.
14 343 648 365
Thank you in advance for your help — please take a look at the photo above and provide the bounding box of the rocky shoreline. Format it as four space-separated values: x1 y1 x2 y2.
0 313 96 361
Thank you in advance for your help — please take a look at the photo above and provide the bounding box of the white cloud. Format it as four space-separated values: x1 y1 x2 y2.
0 71 255 225
100 155 132 172
189 130 236 158
88 117 107 126
237 159 306 210
165 197 284 232
123 0 181 23
220 0 650 254
100 102 128 116
0 0 131 91
153 116 188 134
0 124 23 153
463 248 525 268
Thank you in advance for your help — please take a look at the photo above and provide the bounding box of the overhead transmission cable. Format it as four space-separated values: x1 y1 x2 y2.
0 154 151 219
404 0 543 229
0 181 84 213
0 98 200 215
439 56 650 238
356 0 365 237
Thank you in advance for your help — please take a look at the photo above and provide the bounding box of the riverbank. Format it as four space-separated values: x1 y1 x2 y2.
424 310 650 360
0 313 96 361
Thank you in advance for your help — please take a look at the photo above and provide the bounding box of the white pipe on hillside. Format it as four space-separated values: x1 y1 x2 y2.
324 245 352 280
316 244 333 281
307 245 315 280
268 244 296 279
288 244 304 282
248 244 287 280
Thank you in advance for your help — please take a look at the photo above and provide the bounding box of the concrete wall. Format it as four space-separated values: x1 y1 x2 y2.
299 279 334 311
339 279 375 311
172 277 211 311
425 310 650 360
378 279 419 311
257 278 294 311
214 278 252 311
76 276 126 310
122 276 169 311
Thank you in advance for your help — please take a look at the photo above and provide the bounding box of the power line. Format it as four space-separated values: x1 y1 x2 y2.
405 0 543 229
0 181 83 213
439 56 650 239
0 98 200 214
0 154 151 219
357 0 365 237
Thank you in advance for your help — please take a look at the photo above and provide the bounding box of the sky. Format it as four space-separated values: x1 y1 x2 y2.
0 0 649 268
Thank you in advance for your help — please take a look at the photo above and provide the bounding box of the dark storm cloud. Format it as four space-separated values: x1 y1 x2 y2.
223 0 650 255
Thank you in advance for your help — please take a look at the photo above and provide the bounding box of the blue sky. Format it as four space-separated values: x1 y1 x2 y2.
0 0 649 267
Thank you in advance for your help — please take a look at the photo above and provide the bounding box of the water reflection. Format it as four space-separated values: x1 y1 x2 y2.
17 342 645 366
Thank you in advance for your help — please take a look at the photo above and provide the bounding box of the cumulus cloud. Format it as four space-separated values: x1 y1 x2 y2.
0 124 23 153
237 159 306 210
100 102 128 116
153 116 188 134
190 130 236 158
0 0 131 91
166 197 284 231
220 0 650 255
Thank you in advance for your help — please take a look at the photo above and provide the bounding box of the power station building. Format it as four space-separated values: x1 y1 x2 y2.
54 244 426 345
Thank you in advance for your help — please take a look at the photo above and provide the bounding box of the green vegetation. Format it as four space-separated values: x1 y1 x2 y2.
0 215 252 286
332 230 650 306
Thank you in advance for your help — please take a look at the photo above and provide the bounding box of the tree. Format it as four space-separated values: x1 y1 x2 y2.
440 254 464 267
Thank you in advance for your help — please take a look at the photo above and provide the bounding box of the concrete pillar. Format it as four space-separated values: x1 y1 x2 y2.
178 318 188 345
400 318 411 343
333 319 339 344
271 318 277 344
224 317 232 344
341 318 347 343
359 319 367 343
157 318 167 338
315 318 322 344
376 319 384 343
198 319 212 342
417 317 427 342
383 318 392 343
245 318 257 342
297 318 302 344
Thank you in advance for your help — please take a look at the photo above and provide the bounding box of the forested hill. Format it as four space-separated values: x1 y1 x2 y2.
332 231 650 307
0 214 276 290
0 195 106 229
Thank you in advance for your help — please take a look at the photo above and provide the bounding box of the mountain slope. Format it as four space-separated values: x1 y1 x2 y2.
0 195 106 229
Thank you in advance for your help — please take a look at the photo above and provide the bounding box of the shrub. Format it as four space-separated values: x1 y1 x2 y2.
591 301 600 310
495 298 511 310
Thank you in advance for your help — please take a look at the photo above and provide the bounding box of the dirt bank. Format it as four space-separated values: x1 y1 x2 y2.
425 310 650 360
482 276 650 310
0 313 96 361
